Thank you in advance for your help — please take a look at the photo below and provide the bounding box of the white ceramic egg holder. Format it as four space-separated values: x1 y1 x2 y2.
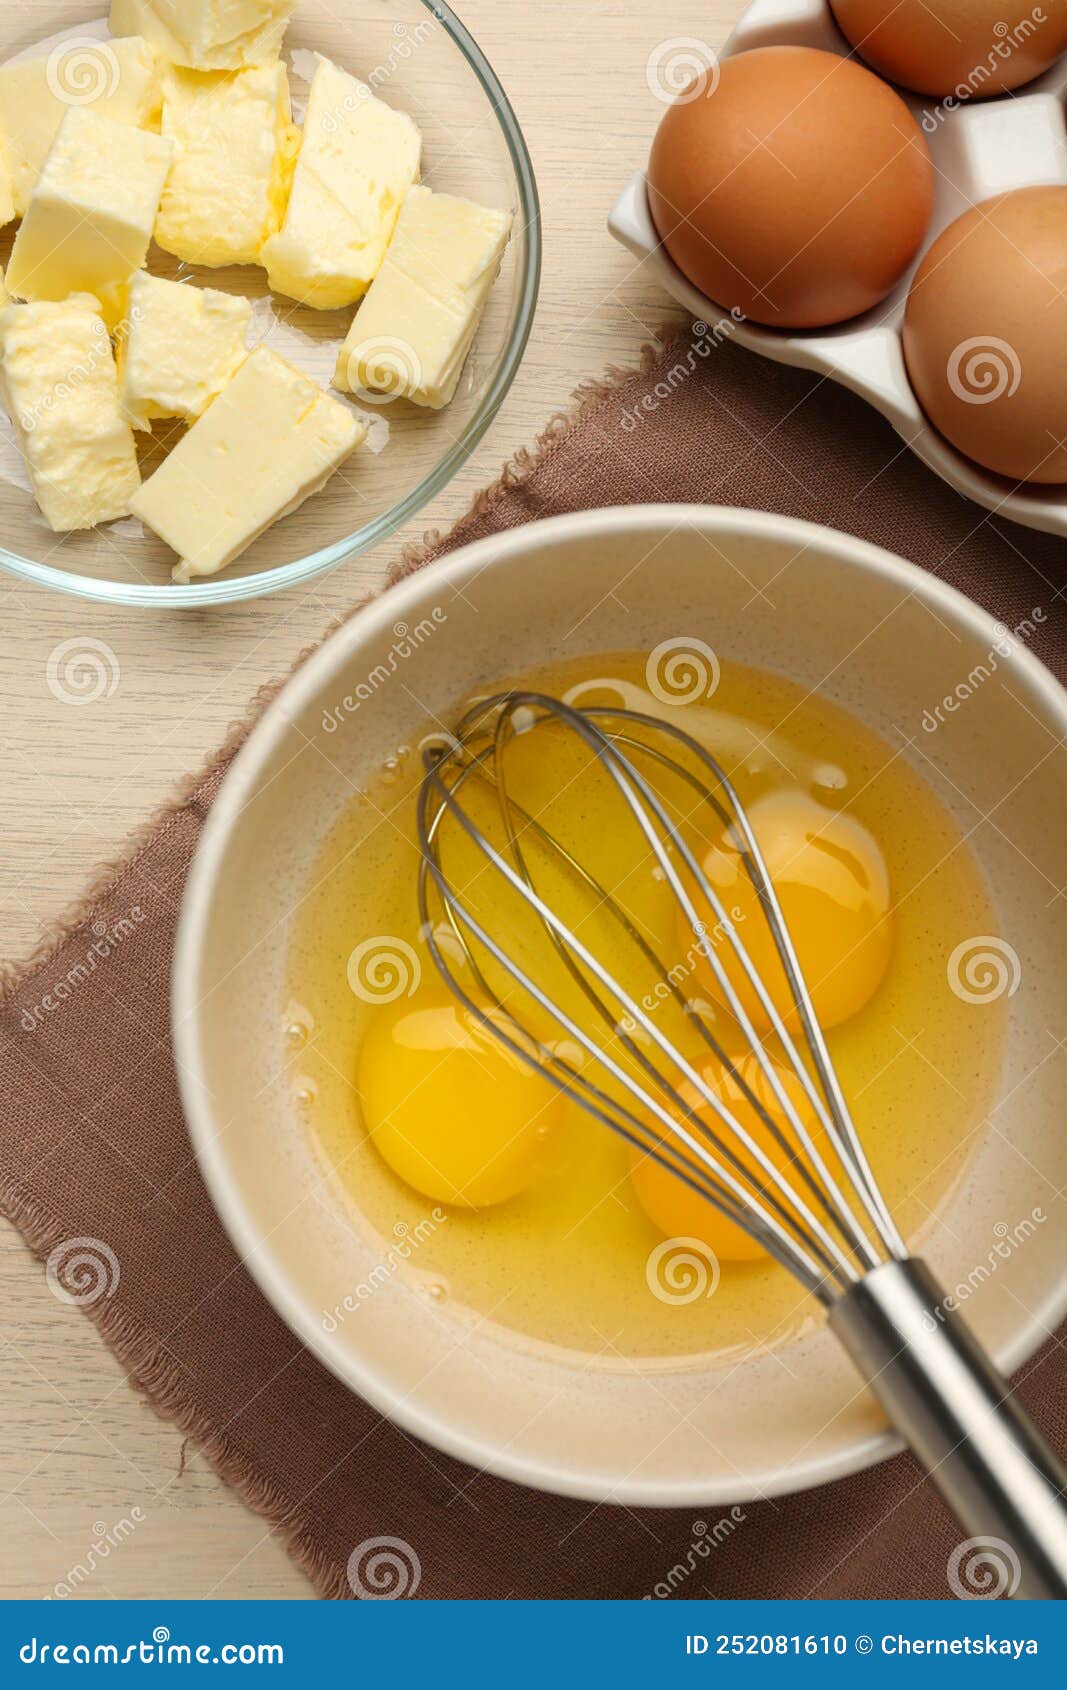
609 0 1067 538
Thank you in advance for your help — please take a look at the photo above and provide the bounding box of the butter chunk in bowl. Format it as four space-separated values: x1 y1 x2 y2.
131 347 366 581
6 108 172 309
0 34 160 224
0 294 140 531
110 0 295 71
261 56 421 310
335 187 513 410
154 62 298 268
118 271 252 429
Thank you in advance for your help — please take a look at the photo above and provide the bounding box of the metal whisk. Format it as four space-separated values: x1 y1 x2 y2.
417 691 1067 1598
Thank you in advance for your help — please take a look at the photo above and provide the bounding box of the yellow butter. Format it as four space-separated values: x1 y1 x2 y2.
0 36 161 222
154 62 297 267
95 280 138 338
118 271 252 429
0 133 14 228
110 0 294 70
6 108 173 306
131 346 366 580
261 56 421 310
0 294 141 531
335 187 513 409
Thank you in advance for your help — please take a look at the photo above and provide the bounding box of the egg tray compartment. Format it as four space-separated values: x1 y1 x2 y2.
609 0 1067 538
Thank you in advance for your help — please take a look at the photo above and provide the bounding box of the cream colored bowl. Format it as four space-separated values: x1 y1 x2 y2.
173 507 1067 1505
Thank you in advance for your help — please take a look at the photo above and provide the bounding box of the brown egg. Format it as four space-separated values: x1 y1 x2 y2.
831 1 1067 99
647 47 934 329
903 187 1067 484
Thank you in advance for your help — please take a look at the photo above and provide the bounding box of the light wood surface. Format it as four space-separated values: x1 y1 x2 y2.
0 0 744 1599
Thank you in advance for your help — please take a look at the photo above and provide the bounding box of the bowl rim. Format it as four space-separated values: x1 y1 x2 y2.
0 0 542 609
173 503 1067 1505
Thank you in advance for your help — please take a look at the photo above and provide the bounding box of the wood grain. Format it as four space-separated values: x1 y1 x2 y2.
0 0 743 1598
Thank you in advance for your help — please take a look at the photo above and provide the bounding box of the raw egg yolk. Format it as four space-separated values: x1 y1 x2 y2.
681 789 892 1032
357 995 562 1208
630 1055 818 1263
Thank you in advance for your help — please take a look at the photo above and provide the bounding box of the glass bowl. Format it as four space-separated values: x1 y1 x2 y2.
0 2 540 607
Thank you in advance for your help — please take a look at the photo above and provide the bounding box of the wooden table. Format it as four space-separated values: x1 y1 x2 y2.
0 0 742 1598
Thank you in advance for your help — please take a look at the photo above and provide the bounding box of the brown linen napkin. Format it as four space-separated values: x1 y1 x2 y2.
3 327 1066 1602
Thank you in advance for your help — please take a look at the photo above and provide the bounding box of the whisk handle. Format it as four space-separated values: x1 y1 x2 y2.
830 1257 1067 1599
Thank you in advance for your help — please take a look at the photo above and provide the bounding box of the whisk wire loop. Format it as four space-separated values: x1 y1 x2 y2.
417 691 907 1299
561 711 889 1271
585 708 905 1258
419 757 842 1285
419 761 839 1291
484 713 856 1269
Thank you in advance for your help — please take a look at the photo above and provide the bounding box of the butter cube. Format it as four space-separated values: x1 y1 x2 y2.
110 0 295 70
118 272 252 429
0 295 141 531
6 108 173 306
131 347 366 580
335 188 513 410
261 57 421 310
154 63 297 267
0 36 161 221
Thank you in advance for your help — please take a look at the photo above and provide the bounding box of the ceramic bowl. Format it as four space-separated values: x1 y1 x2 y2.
173 506 1067 1504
